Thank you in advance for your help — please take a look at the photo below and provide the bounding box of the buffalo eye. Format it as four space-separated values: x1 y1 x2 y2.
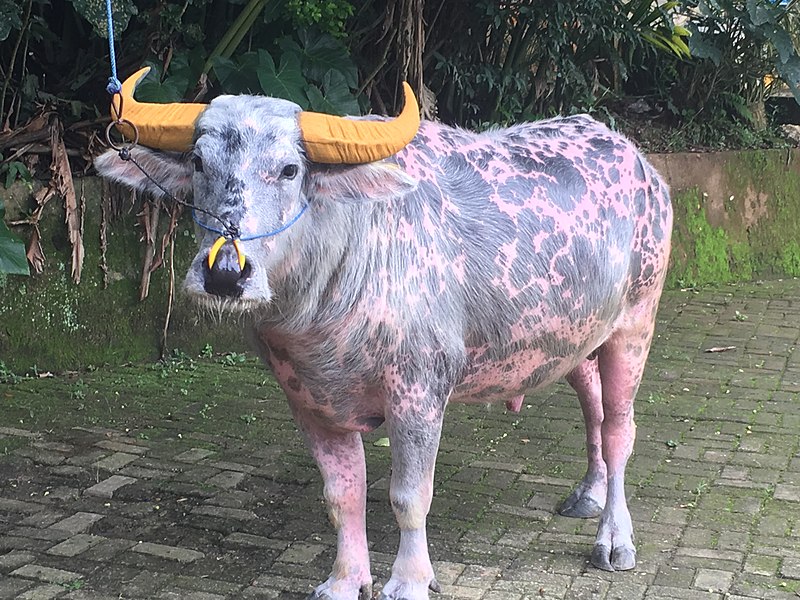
281 164 298 180
192 155 204 173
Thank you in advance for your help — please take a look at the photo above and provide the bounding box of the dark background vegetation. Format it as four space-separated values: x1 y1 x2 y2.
1 0 799 277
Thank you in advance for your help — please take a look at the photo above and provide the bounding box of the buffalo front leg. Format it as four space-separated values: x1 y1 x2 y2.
379 397 446 600
559 357 607 518
298 418 372 600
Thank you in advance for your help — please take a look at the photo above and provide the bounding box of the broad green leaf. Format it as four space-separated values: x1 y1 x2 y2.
294 31 358 88
0 201 28 275
768 27 796 65
71 0 138 39
688 24 722 65
134 64 185 103
747 0 777 26
134 80 182 103
278 37 304 61
775 55 800 104
256 50 308 107
0 234 28 275
212 53 261 94
306 70 360 116
373 437 390 447
133 55 201 103
211 56 240 88
641 33 673 55
0 0 22 43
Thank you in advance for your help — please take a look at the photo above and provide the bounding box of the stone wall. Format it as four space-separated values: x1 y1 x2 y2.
2 148 800 371
0 178 243 372
649 148 800 288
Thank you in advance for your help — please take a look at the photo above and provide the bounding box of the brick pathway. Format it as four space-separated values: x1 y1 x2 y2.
2 280 800 599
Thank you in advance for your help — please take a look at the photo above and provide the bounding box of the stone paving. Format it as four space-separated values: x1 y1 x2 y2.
2 279 800 599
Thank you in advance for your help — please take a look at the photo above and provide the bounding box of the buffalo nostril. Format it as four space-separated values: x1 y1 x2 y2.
203 241 252 297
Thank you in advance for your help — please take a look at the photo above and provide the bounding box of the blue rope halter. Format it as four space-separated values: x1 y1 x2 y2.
191 204 309 241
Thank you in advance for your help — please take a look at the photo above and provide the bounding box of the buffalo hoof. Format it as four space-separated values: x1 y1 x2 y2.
558 491 604 518
591 543 636 571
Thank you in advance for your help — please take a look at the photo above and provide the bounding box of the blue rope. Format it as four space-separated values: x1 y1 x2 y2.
105 0 121 95
192 204 309 241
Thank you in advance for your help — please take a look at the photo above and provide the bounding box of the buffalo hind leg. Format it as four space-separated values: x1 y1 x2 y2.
298 417 372 600
591 306 658 571
559 357 607 518
379 395 447 600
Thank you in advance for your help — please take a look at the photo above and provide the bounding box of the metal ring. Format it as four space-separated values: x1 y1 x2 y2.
105 119 139 151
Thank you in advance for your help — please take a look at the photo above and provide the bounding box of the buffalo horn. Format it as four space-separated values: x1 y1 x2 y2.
111 68 420 163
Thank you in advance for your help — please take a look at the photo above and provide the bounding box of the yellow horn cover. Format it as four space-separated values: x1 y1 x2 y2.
298 82 420 164
111 67 206 152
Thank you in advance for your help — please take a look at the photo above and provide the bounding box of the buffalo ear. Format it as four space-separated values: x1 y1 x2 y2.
93 147 193 198
304 161 417 203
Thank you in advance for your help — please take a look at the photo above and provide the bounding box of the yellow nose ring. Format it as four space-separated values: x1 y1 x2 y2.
207 236 246 271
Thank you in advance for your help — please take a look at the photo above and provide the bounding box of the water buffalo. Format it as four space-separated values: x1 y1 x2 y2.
96 68 672 600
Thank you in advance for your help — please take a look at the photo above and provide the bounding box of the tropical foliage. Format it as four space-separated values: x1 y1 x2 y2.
1 0 799 276
0 199 28 276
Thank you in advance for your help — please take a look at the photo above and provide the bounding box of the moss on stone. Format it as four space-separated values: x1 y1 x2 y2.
0 179 242 372
779 240 800 276
729 242 753 282
667 149 800 288
667 188 735 288
724 149 800 278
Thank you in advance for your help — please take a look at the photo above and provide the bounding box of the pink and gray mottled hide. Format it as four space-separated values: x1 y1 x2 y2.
95 93 672 600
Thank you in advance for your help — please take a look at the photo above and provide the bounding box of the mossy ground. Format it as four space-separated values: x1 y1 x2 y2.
0 349 293 450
